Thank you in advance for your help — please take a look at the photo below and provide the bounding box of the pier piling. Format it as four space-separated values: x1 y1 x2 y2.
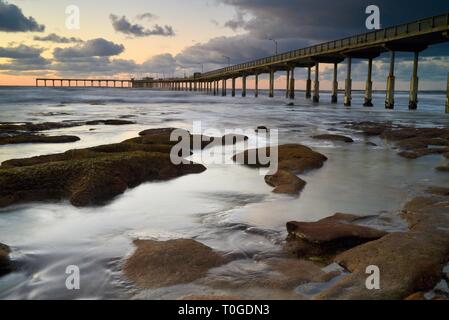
364 58 374 107
344 57 352 107
289 68 295 100
409 52 420 110
386 51 396 109
313 63 320 103
306 67 312 99
331 63 338 103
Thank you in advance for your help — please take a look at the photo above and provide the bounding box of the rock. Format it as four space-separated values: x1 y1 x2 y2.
0 243 11 276
315 196 449 300
436 165 449 172
0 129 206 208
365 142 377 147
380 128 449 142
136 128 247 150
200 258 329 291
312 134 354 143
285 213 387 260
426 186 449 196
398 148 449 159
344 121 398 136
0 135 80 145
123 239 229 288
233 144 327 174
0 121 81 133
85 119 135 126
404 292 426 300
0 119 136 134
264 170 306 195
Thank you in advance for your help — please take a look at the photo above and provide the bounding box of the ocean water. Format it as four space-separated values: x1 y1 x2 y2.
0 86 448 299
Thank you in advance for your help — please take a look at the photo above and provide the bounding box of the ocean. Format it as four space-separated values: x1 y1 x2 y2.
0 86 448 299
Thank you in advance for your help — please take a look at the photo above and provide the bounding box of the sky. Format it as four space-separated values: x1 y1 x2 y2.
1 0 449 90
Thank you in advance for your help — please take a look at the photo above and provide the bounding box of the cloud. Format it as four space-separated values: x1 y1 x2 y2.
175 35 312 70
220 0 449 40
53 38 125 59
141 53 177 74
0 0 45 32
34 33 83 44
0 44 51 74
0 44 43 59
110 14 175 37
136 12 157 21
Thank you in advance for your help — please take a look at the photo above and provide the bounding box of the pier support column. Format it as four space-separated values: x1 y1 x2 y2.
409 52 419 110
255 74 259 98
232 78 236 97
289 68 295 100
242 75 247 97
344 57 352 107
313 63 320 103
305 67 312 99
364 58 374 107
285 70 290 99
222 79 227 96
385 51 396 109
194 82 197 92
446 73 449 114
331 63 338 103
269 70 274 98
213 81 216 96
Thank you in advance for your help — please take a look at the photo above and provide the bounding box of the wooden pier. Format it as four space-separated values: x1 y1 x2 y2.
35 78 133 88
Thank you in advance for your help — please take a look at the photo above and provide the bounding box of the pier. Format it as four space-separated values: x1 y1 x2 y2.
36 13 449 112
35 78 133 88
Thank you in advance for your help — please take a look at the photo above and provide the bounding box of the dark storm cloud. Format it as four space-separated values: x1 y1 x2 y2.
110 14 175 37
53 38 125 59
0 0 45 32
221 0 449 40
34 33 83 44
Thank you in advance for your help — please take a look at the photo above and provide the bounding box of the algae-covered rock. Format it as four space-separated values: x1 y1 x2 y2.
233 144 327 174
124 239 229 288
0 135 80 145
315 196 449 300
312 134 354 143
0 128 206 208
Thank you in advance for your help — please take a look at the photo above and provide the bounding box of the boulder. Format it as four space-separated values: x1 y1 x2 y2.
233 144 327 174
315 196 449 300
0 135 80 145
0 243 11 276
123 239 229 288
264 170 306 195
426 186 449 196
312 134 354 143
285 213 387 260
0 128 206 208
